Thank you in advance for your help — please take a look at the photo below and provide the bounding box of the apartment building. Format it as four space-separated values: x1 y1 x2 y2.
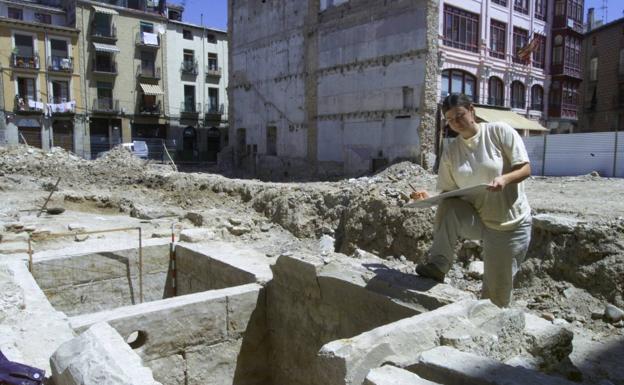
228 0 440 178
438 0 552 136
67 0 167 158
0 0 84 155
165 9 228 163
578 14 624 133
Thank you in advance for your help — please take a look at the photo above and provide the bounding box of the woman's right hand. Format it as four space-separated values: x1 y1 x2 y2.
410 190 430 200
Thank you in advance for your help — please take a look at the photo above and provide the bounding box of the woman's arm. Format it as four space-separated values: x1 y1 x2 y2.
487 162 531 192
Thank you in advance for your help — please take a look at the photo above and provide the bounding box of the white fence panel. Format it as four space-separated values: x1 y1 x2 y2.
522 136 545 176
616 132 624 178
543 132 616 177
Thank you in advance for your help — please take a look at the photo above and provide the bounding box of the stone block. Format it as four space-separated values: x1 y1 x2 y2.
179 228 215 243
51 322 161 385
414 346 578 385
186 340 242 385
523 313 573 369
365 365 440 385
227 286 262 338
145 355 186 385
532 214 583 233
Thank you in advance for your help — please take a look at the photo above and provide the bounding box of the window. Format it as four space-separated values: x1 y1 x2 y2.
50 39 69 70
141 50 156 77
8 7 23 20
511 81 526 109
589 57 598 81
94 52 115 72
35 13 52 24
140 22 154 33
531 85 544 110
492 0 508 6
553 35 563 64
17 77 36 100
93 13 113 37
266 126 277 156
490 20 506 59
182 49 196 74
183 29 192 40
441 69 477 102
619 49 624 75
562 81 578 107
535 0 547 20
207 33 217 43
532 34 546 69
488 77 504 106
14 34 34 57
618 83 624 106
184 85 196 112
51 80 69 103
443 5 480 53
555 0 564 15
567 0 582 22
208 88 219 111
564 36 581 71
208 53 218 71
513 27 529 63
96 82 113 110
514 0 529 14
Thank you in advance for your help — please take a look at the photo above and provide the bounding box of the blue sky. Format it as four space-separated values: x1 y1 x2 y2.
178 0 228 30
178 0 622 30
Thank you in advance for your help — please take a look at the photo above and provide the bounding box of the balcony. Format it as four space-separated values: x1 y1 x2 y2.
91 23 117 42
48 97 76 115
180 60 198 76
136 32 160 48
136 65 161 80
180 102 200 118
530 103 544 111
92 97 119 114
138 100 162 116
14 95 44 114
206 66 222 78
48 56 73 73
92 60 117 76
488 97 505 107
11 53 40 70
204 103 224 121
510 99 526 109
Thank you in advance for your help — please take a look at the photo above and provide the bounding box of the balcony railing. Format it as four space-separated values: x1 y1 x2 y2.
136 64 161 80
510 99 526 109
92 97 119 113
91 23 117 40
488 97 505 106
205 103 224 119
180 102 200 115
48 56 73 72
48 97 76 114
135 31 160 48
11 53 40 70
530 103 544 111
138 100 161 115
92 60 117 75
14 95 44 113
514 3 528 14
206 66 222 77
180 60 198 76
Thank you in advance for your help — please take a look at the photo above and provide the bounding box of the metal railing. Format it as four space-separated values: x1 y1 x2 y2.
48 56 73 72
510 99 526 109
180 102 200 114
206 66 222 77
91 23 117 39
92 60 117 74
205 103 224 115
136 64 161 79
530 103 544 111
180 60 198 75
48 98 76 114
487 97 505 106
11 53 40 69
135 31 160 47
92 97 119 113
138 100 161 115
14 95 44 113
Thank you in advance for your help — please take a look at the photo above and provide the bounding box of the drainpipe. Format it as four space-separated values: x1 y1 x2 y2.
80 5 90 156
202 13 206 127
44 30 51 148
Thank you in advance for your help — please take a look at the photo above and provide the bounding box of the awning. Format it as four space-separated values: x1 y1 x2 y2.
474 107 549 132
16 118 40 128
140 83 164 95
92 42 120 53
92 5 118 15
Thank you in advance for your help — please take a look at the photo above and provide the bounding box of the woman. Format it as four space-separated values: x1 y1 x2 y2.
413 93 532 308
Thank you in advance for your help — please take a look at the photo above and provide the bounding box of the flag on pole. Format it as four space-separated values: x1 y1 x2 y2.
517 33 540 62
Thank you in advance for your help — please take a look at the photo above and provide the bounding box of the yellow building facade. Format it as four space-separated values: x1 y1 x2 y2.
0 2 85 156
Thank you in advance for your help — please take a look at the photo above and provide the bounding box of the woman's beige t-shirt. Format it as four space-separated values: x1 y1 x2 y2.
437 122 531 231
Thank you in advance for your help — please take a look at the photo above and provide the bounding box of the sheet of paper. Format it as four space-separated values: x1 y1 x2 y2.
405 184 490 208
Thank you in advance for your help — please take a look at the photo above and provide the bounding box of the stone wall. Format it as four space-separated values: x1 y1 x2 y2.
33 244 171 316
70 284 269 385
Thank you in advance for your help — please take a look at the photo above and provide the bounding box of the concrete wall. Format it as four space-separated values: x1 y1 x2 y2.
33 244 172 316
70 284 270 385
228 0 438 178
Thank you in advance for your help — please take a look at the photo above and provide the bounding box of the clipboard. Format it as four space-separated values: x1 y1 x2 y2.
405 184 490 208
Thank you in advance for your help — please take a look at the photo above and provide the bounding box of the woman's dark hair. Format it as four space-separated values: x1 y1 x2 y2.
441 93 473 114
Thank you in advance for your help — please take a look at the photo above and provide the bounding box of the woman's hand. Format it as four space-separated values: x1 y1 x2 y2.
410 190 430 200
487 176 507 192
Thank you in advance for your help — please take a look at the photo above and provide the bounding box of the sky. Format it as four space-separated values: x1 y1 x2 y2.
178 0 623 31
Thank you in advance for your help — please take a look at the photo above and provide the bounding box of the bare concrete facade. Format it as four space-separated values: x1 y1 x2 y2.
227 0 439 179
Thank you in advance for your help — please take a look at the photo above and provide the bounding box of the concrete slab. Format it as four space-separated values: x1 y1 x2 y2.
365 365 440 385
414 346 578 385
51 322 161 385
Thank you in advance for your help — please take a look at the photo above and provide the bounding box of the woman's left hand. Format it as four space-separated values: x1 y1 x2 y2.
487 176 507 192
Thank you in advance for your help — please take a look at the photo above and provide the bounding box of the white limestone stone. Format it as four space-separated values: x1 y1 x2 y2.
51 322 162 385
365 366 440 385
